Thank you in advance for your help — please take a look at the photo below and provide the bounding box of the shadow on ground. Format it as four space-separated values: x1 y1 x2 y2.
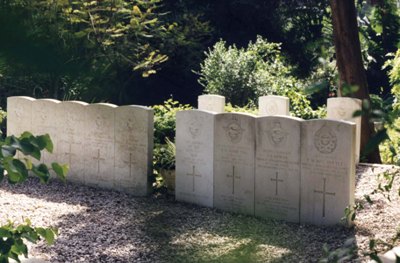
0 177 356 263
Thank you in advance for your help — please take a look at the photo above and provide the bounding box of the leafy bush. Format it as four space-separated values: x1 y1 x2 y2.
152 99 192 144
153 138 176 171
197 36 319 119
224 103 258 115
0 132 68 262
152 99 191 190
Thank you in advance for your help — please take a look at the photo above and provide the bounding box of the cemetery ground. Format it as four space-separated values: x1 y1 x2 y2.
1 164 399 263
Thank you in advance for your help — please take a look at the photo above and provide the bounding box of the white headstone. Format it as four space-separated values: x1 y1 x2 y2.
300 119 356 225
84 103 117 189
175 110 215 207
31 99 61 164
198 94 225 113
57 101 88 183
327 97 362 163
214 113 255 215
258 95 290 116
255 116 302 222
114 105 153 196
7 96 35 137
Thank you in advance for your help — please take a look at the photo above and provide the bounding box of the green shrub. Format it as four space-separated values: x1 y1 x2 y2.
152 99 192 144
224 103 258 115
152 99 191 190
197 36 319 119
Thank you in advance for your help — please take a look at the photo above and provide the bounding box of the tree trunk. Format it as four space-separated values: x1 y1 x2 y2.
330 0 381 163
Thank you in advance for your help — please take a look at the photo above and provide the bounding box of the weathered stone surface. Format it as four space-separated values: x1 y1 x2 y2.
198 95 225 113
255 116 302 222
7 96 35 137
258 95 290 116
300 119 356 225
57 101 88 183
114 105 153 196
175 110 215 207
327 97 361 163
214 113 256 215
84 103 117 189
31 99 61 164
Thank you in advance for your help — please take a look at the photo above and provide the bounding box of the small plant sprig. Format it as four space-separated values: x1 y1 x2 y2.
0 131 69 263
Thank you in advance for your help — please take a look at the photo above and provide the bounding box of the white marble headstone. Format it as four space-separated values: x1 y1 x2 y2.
175 110 215 207
114 105 153 196
7 96 35 137
57 101 88 183
84 103 117 189
31 99 61 164
258 95 290 116
300 119 356 225
198 95 225 113
214 113 255 215
327 97 361 163
255 116 302 222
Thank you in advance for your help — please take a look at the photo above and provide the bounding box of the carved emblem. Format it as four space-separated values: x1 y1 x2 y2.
14 109 23 119
314 125 337 154
95 114 104 128
267 121 287 146
336 107 346 118
224 117 244 143
265 101 278 115
188 116 202 139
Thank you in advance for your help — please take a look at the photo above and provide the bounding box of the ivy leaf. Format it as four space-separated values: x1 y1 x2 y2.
1 145 16 158
51 163 68 182
36 134 53 153
32 164 50 183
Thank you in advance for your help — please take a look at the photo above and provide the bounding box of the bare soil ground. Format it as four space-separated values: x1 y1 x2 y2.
1 164 399 263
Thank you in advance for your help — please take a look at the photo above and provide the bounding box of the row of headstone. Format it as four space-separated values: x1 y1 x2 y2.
175 110 356 225
198 94 361 163
198 94 290 116
7 96 153 196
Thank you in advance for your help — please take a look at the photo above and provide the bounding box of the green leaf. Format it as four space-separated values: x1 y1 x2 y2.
369 239 376 250
32 164 50 183
0 228 11 238
36 134 53 153
11 159 28 182
1 145 16 158
51 163 68 182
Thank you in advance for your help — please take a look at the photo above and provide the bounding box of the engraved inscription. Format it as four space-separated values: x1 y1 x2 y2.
314 178 336 217
314 125 337 154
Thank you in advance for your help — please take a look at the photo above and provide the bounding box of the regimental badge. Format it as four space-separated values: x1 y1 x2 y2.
314 125 337 154
267 121 287 146
224 117 244 143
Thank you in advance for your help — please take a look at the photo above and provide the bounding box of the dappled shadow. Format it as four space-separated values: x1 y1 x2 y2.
1 177 357 262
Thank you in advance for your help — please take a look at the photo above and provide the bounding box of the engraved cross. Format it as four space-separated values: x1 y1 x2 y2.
63 142 73 165
226 165 241 195
123 153 137 177
186 165 201 192
93 149 105 174
270 172 283 196
314 178 336 217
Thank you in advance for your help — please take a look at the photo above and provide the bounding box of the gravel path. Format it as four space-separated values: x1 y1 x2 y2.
1 164 399 263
